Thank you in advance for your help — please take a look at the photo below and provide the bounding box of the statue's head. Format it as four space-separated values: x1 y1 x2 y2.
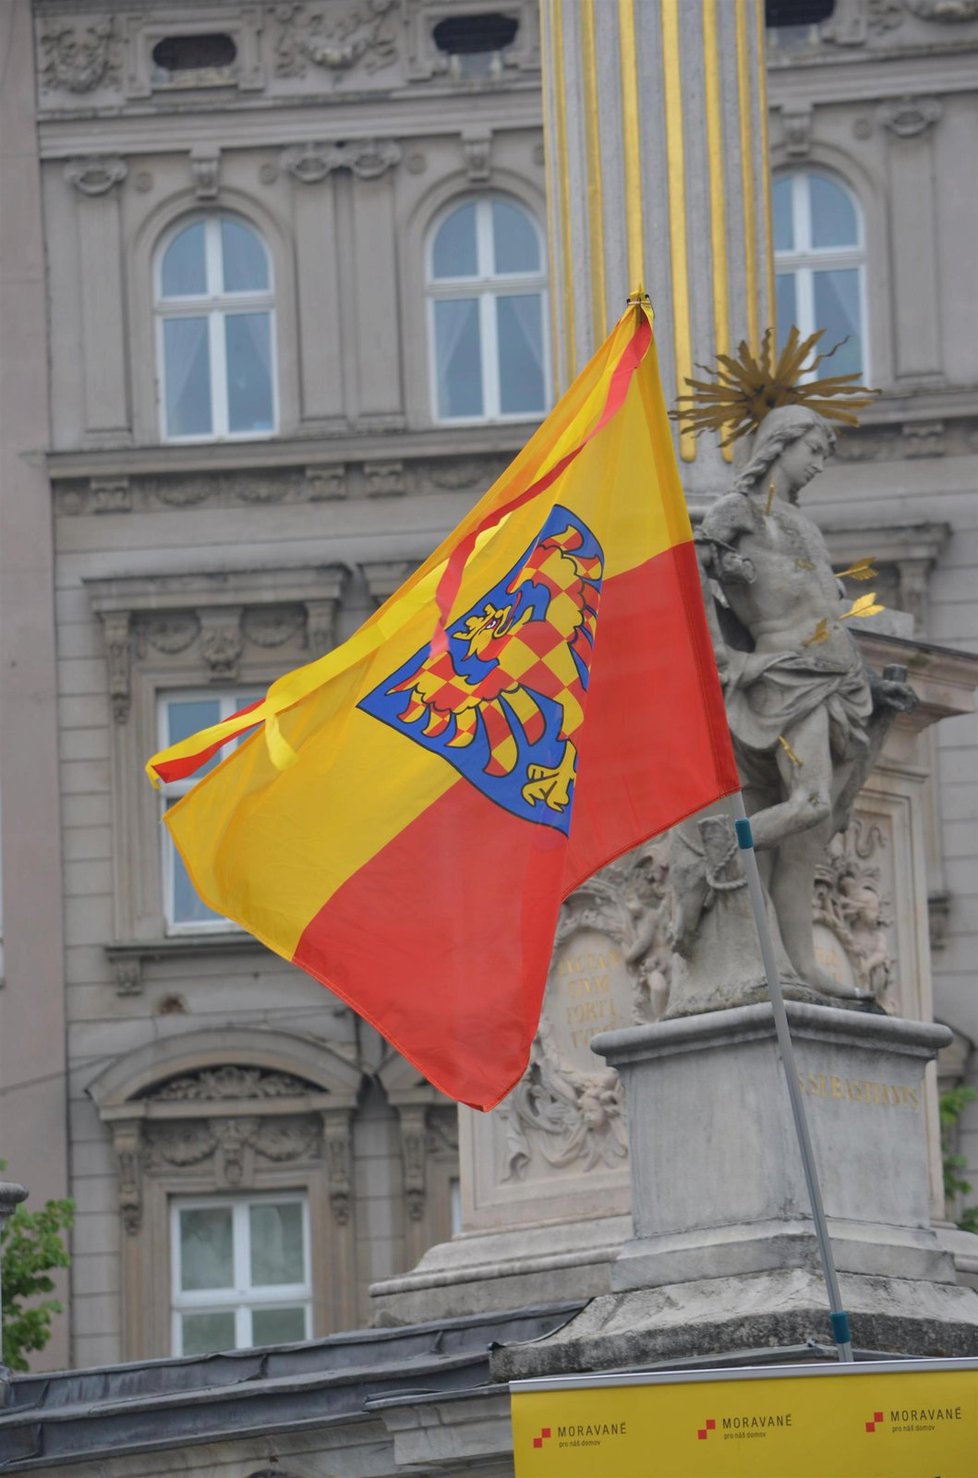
731 405 836 501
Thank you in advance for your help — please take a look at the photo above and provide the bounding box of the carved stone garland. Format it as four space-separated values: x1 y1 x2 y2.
111 1066 348 1235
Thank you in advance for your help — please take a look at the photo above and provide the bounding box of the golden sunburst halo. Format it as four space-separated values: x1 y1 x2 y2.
670 326 878 447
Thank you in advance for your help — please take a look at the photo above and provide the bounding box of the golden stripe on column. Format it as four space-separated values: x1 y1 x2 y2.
735 0 759 353
702 0 733 464
755 0 776 341
580 0 606 343
540 0 570 390
661 0 695 462
617 0 645 300
551 0 576 384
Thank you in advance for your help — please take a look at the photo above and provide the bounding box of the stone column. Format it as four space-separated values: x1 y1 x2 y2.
0 1183 29 1403
539 0 775 508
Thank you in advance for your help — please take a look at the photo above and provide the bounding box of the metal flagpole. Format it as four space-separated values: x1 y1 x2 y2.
729 789 854 1364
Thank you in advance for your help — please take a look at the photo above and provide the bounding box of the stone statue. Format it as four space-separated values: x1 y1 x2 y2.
668 405 915 1011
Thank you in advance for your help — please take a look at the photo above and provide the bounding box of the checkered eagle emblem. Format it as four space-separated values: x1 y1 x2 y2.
360 506 604 834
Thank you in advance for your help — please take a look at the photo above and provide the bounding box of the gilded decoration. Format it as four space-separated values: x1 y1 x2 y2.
273 1 400 82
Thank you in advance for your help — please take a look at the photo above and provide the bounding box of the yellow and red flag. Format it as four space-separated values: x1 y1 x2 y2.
147 305 738 1109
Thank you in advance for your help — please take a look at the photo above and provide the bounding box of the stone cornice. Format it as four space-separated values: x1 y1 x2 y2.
46 425 530 481
765 50 978 103
36 90 543 155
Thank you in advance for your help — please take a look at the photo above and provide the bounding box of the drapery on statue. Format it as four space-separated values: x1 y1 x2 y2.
677 404 916 1004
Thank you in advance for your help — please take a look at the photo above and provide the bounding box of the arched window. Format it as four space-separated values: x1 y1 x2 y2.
427 195 549 422
156 214 276 441
773 170 867 379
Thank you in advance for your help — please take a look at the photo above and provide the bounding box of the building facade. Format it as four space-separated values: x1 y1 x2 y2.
0 0 976 1374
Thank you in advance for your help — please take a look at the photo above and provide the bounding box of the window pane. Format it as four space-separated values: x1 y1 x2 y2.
434 298 483 417
496 294 545 415
492 200 540 274
250 1202 304 1287
813 268 862 375
772 178 794 253
225 313 274 434
163 317 212 438
161 223 207 297
809 173 857 249
432 203 478 279
251 1306 307 1346
776 273 798 349
221 219 269 293
181 1310 236 1356
167 698 221 747
179 1207 233 1291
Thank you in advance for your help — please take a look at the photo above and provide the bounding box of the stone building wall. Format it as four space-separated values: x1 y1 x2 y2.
0 0 976 1372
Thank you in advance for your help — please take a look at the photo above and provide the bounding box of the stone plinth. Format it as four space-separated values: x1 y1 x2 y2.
494 1005 978 1377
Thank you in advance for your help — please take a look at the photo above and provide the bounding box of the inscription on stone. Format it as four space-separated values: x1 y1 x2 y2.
798 1072 920 1109
548 928 631 1069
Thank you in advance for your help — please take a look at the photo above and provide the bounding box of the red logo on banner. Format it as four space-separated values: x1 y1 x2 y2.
697 1417 717 1440
532 1426 552 1450
864 1410 885 1433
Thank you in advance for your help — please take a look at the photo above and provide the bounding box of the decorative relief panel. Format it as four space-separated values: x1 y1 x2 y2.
39 15 121 95
273 0 400 83
64 156 127 197
281 138 402 182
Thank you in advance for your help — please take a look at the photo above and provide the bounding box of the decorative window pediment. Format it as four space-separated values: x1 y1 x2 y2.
87 1028 362 1359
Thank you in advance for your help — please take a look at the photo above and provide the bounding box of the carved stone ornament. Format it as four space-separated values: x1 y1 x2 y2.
323 1111 353 1225
200 622 244 681
306 465 347 500
90 477 131 513
782 102 814 159
304 598 338 657
905 0 978 18
190 148 221 201
99 611 132 723
363 460 405 498
333 138 402 180
461 128 492 183
40 19 120 94
64 156 128 197
150 1066 316 1101
902 419 945 457
138 614 201 657
398 1105 427 1222
142 1113 320 1183
280 137 400 183
878 95 943 138
813 829 895 1003
500 1013 628 1182
112 1127 143 1235
242 605 305 648
274 1 399 82
281 142 337 184
867 0 906 29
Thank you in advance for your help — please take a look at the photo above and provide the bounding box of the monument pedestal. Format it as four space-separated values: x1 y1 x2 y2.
494 1003 978 1378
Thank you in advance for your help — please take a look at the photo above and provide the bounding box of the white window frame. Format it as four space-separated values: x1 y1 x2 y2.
158 688 263 934
774 169 870 382
170 1192 312 1357
426 195 550 425
155 213 279 443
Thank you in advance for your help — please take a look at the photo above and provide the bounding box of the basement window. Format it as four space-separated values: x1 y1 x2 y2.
151 33 238 86
432 12 519 79
765 0 835 24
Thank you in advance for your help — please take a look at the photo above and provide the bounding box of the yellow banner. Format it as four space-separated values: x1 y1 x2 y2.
511 1359 978 1476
